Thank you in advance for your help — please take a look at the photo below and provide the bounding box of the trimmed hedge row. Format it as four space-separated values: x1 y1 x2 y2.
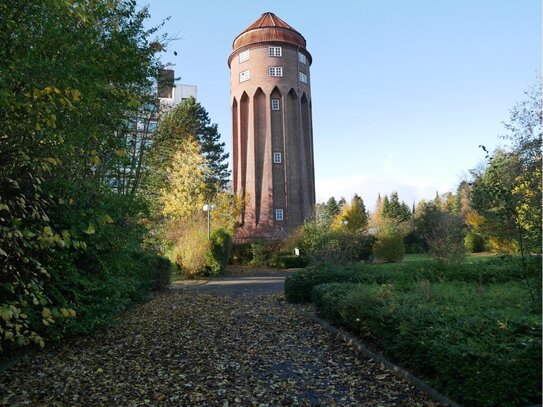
311 281 541 406
284 256 540 304
284 267 368 303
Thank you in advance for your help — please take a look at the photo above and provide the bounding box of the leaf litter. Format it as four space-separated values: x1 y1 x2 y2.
0 290 443 406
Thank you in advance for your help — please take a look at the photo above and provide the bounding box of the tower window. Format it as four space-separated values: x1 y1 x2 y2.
239 50 249 63
271 99 280 110
273 152 282 163
298 52 307 65
239 70 250 82
299 72 308 84
275 209 284 221
268 67 283 77
268 46 282 57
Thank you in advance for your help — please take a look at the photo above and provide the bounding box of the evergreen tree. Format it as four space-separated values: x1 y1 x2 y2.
382 195 391 217
326 197 340 219
382 192 411 222
199 122 230 195
153 96 230 198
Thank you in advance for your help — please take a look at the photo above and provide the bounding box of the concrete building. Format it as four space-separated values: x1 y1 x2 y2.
228 12 316 241
158 68 197 107
113 69 196 193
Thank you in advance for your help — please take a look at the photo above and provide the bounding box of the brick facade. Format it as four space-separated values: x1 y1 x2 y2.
229 13 315 241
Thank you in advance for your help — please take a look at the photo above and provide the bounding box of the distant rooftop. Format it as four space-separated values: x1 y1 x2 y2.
232 12 307 51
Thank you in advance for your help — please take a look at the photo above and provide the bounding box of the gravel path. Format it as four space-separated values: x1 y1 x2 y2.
0 278 443 406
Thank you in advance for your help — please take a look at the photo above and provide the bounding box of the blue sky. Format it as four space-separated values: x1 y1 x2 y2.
139 0 541 210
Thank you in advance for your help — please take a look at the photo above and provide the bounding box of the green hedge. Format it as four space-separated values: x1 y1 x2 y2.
206 228 233 276
342 256 541 286
286 256 541 305
284 266 370 303
270 254 308 269
44 251 172 339
372 234 405 262
311 281 542 406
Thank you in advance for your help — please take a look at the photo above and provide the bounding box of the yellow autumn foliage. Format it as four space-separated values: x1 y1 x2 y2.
160 137 209 220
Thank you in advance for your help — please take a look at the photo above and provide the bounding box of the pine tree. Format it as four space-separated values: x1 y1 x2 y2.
383 191 411 222
199 122 230 196
154 97 230 199
326 197 340 219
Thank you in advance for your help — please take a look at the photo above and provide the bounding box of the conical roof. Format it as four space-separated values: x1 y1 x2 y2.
232 12 307 51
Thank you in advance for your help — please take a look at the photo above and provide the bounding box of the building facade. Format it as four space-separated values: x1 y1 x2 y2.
228 12 316 241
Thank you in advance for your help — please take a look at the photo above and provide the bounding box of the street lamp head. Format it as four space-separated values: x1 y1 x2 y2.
203 204 217 212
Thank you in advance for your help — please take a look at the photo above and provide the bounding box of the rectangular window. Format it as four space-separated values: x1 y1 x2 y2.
268 46 282 57
299 72 308 84
239 70 250 82
268 67 283 77
239 50 249 63
275 208 284 221
273 152 282 163
271 99 280 111
298 52 307 64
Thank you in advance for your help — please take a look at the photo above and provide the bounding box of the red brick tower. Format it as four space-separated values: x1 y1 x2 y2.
228 12 315 241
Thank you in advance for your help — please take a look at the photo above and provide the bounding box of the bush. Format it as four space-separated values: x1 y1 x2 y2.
139 253 173 291
427 212 466 264
351 232 376 261
171 221 233 277
26 185 166 345
230 243 252 265
172 225 209 278
248 240 268 266
270 254 308 269
311 283 358 322
298 223 373 266
373 234 405 262
312 280 542 407
465 232 486 253
206 228 233 276
404 231 427 254
284 267 365 303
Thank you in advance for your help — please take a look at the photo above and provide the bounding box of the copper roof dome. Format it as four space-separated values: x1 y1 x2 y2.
232 12 307 51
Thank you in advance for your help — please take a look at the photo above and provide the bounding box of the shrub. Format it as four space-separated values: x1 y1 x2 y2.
372 234 405 262
427 212 466 264
230 243 252 265
284 267 365 303
270 254 308 269
206 228 233 276
298 223 372 266
140 253 173 291
351 232 376 261
27 185 165 345
311 283 358 322
464 232 486 253
171 222 233 278
172 226 209 278
404 231 427 254
312 281 542 406
248 240 268 266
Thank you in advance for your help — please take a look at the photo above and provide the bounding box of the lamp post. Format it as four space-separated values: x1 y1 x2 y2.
203 204 216 239
341 220 349 227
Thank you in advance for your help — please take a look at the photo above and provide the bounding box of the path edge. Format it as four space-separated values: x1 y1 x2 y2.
305 311 462 407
